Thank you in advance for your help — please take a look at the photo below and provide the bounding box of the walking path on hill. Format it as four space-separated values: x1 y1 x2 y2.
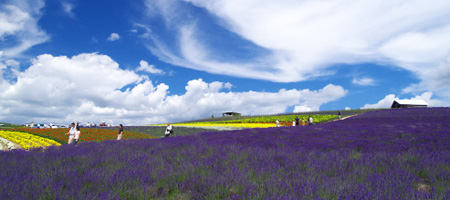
333 114 357 122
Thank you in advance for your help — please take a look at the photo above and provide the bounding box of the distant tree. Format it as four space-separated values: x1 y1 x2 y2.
211 114 214 118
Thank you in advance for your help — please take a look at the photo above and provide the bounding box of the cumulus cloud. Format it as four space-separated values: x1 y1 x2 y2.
136 60 164 74
352 77 375 86
0 53 348 125
361 92 443 109
107 33 120 41
0 0 49 58
143 0 450 101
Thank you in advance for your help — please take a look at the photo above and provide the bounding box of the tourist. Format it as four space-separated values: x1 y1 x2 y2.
74 122 81 144
117 124 123 140
165 123 173 137
30 122 34 129
292 120 295 126
276 119 280 127
302 118 305 126
308 116 313 126
86 122 90 127
338 111 341 120
65 123 76 144
295 116 299 126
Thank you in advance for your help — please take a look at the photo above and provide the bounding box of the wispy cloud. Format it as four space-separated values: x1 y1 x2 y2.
0 0 49 58
352 77 375 86
132 23 152 38
142 0 450 102
61 1 76 17
107 33 120 41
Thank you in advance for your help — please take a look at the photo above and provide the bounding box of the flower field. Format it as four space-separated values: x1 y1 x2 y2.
215 114 338 123
0 130 61 150
165 114 340 128
97 126 219 137
10 128 158 144
0 108 449 199
174 122 277 128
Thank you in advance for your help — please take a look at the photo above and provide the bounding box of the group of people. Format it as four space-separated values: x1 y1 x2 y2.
293 116 314 126
65 122 124 144
63 122 173 144
65 122 81 144
275 116 314 127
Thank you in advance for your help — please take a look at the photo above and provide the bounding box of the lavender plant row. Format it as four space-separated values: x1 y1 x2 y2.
0 108 449 199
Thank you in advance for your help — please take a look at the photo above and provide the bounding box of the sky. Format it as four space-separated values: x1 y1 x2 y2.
1 0 449 125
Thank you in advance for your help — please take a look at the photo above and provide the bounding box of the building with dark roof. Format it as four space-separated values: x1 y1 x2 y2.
391 100 428 108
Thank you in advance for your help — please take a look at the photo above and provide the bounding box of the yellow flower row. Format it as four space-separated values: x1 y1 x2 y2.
173 123 276 128
0 130 61 150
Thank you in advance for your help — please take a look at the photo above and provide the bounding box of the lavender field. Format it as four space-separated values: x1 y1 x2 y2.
1 108 449 199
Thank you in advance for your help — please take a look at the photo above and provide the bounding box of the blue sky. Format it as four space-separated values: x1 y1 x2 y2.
1 0 449 125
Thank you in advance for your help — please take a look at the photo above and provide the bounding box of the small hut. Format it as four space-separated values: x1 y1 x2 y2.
391 100 428 108
222 112 241 117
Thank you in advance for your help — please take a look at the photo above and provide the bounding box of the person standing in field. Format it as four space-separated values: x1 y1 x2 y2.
302 118 305 126
74 122 81 144
308 116 314 126
295 116 300 126
117 124 123 140
30 122 34 129
65 123 76 144
165 123 173 137
276 119 280 127
338 111 341 120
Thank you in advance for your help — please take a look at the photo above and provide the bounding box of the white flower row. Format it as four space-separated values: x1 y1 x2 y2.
0 136 17 150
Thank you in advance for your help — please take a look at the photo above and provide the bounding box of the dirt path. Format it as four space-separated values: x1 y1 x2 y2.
336 114 357 121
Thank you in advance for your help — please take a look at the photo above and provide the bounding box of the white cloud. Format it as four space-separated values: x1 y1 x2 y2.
143 0 450 101
293 84 348 112
345 107 351 110
136 60 164 74
361 92 443 109
352 77 375 86
0 0 49 58
0 53 348 125
107 33 120 41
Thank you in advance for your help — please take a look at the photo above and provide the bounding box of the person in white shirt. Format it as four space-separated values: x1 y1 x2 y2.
165 123 173 137
308 116 314 126
276 119 280 127
65 123 77 144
